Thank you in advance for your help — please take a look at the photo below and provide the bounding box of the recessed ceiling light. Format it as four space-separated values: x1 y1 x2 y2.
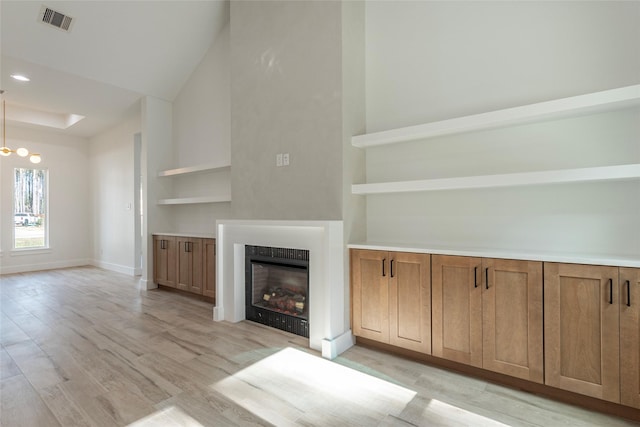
11 74 30 82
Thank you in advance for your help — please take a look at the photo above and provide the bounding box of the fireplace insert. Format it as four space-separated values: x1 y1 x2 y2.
245 245 309 337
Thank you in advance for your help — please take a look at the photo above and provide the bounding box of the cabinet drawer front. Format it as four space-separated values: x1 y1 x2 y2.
432 255 482 367
351 250 389 343
389 252 431 354
620 267 640 409
482 259 543 383
544 263 620 402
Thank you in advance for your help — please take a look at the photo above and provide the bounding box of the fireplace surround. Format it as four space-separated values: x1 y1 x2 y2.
215 220 354 359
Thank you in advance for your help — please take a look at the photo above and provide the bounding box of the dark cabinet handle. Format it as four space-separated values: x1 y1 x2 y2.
609 278 613 304
382 258 386 277
390 259 395 278
627 280 631 307
485 267 489 290
474 266 478 288
160 239 166 249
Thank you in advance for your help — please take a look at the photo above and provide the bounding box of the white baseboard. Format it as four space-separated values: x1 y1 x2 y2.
90 260 137 276
140 278 157 290
321 329 355 360
0 259 91 275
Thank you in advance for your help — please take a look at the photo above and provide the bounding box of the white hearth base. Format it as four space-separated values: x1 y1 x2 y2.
215 220 354 359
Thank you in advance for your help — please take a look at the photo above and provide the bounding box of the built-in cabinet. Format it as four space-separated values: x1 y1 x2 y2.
351 249 431 354
545 263 639 408
153 235 177 287
431 255 483 367
348 85 640 417
621 267 640 409
481 258 543 383
202 239 216 299
153 234 215 300
350 248 639 412
430 255 543 382
176 236 203 293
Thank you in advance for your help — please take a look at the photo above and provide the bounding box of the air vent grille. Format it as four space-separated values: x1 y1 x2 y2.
39 5 73 32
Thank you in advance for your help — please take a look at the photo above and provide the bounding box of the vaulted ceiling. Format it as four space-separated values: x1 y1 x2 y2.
1 0 229 138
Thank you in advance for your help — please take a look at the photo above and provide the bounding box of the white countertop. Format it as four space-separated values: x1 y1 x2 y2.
153 232 215 239
348 241 640 268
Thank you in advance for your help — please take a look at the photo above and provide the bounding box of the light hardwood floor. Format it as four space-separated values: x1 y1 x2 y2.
0 267 637 426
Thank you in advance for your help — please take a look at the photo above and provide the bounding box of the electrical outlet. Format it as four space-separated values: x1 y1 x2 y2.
283 153 289 166
276 153 283 167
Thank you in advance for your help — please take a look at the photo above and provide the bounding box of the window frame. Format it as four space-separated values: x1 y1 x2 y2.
12 167 49 251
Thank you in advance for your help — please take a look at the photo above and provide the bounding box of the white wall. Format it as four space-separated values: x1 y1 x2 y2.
142 96 174 287
366 1 640 132
363 1 640 259
0 126 91 274
170 22 232 235
173 24 231 168
89 109 141 274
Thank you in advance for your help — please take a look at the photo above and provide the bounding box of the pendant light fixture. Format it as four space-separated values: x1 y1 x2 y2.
0 94 42 164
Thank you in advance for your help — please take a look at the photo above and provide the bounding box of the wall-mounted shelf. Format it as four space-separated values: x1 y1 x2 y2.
158 162 231 177
352 164 640 195
157 195 232 205
157 162 232 205
352 85 640 148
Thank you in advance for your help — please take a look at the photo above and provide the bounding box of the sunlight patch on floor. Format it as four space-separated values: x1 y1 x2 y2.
127 405 204 427
424 399 511 426
213 347 417 425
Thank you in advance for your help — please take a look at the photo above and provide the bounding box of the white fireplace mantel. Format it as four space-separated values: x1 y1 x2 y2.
215 220 354 359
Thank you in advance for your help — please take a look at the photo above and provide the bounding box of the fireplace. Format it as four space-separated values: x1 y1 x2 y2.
245 245 309 337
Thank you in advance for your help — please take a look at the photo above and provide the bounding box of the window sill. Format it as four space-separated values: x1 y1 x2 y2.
10 248 52 256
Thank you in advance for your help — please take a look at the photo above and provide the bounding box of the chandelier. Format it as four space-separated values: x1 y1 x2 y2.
0 97 42 164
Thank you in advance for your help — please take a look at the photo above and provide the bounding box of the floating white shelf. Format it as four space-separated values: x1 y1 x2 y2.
352 164 640 195
157 195 232 205
352 85 640 148
158 162 231 177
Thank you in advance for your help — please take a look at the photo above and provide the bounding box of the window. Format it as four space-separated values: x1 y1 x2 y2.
14 168 48 249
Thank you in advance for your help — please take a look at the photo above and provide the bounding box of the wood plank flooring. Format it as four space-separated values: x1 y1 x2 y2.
0 267 637 426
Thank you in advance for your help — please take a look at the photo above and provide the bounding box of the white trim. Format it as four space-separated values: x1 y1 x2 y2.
216 220 349 358
9 247 52 256
91 259 138 276
352 84 640 148
322 329 355 360
139 278 156 290
0 259 90 275
352 164 640 195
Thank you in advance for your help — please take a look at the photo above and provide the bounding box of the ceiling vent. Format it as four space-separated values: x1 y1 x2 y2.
38 5 74 32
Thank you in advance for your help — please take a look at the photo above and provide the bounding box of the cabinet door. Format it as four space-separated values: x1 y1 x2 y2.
351 249 389 343
153 236 176 288
544 263 619 402
620 267 640 409
177 237 203 293
389 252 431 354
482 259 543 383
202 239 216 299
432 255 482 367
